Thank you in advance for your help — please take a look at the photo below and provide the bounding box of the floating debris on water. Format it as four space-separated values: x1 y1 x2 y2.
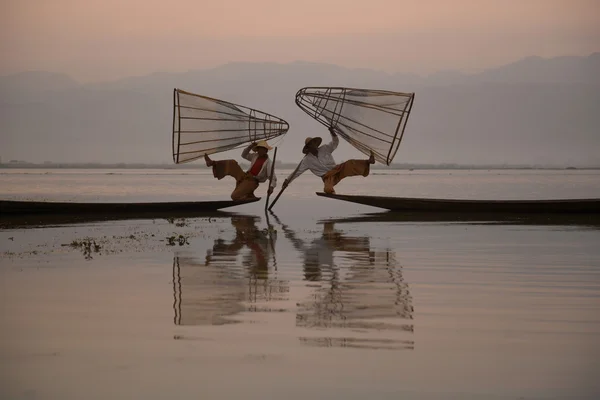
62 238 102 260
166 234 189 246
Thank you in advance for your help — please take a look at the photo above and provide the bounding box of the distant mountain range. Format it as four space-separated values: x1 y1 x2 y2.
1 53 599 167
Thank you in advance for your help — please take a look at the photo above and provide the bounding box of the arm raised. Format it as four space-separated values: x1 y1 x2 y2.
320 129 339 153
241 142 257 161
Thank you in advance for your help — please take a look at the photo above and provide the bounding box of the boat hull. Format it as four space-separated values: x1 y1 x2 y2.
0 198 260 216
316 193 600 214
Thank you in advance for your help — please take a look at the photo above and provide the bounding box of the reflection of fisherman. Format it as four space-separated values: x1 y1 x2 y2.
259 215 414 336
282 127 375 194
205 215 276 278
204 140 276 201
279 220 371 281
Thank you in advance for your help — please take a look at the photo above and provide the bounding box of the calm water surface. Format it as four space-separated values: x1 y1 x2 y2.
1 168 599 202
1 169 599 399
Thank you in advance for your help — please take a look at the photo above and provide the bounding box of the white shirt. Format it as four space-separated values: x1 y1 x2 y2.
242 147 277 189
287 135 339 183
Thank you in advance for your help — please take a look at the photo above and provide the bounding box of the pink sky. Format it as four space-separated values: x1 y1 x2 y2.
2 0 599 81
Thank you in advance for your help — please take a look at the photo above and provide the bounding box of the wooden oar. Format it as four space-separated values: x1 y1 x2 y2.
264 147 278 212
268 157 304 211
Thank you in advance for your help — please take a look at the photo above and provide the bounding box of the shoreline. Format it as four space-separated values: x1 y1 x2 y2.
1 163 597 171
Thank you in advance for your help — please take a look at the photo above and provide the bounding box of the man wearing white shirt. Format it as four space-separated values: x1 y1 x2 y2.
283 128 374 194
204 140 276 201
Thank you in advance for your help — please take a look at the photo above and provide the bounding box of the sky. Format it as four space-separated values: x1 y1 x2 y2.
2 0 599 82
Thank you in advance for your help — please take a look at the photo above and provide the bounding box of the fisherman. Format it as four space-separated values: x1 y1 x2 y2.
204 140 276 201
282 127 375 194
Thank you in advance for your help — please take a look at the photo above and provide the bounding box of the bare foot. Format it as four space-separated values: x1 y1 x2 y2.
368 151 375 164
237 194 259 201
204 154 214 167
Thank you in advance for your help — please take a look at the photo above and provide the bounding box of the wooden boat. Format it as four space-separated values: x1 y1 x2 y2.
316 193 600 214
0 198 260 216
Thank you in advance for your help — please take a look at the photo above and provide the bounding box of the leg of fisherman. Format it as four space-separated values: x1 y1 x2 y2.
205 154 256 200
230 176 259 201
322 159 371 194
207 158 246 181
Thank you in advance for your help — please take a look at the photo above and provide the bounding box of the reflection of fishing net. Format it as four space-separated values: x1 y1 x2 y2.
296 250 414 330
173 89 289 164
295 87 415 165
172 257 246 326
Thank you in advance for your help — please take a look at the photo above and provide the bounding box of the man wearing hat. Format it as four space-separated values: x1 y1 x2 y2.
204 140 276 201
283 127 374 194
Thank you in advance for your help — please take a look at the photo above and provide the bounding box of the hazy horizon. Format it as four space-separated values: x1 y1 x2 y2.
1 52 598 84
2 0 599 82
1 54 599 167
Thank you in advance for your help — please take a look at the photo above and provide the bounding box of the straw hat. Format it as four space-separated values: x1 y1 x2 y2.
254 140 272 151
302 137 322 154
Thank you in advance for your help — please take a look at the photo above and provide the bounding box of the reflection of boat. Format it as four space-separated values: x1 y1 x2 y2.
319 211 600 227
316 192 600 214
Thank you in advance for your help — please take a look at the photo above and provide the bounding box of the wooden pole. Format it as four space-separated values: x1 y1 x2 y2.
268 157 304 211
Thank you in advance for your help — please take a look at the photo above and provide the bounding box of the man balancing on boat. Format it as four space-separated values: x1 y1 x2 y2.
204 140 276 201
282 127 375 194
